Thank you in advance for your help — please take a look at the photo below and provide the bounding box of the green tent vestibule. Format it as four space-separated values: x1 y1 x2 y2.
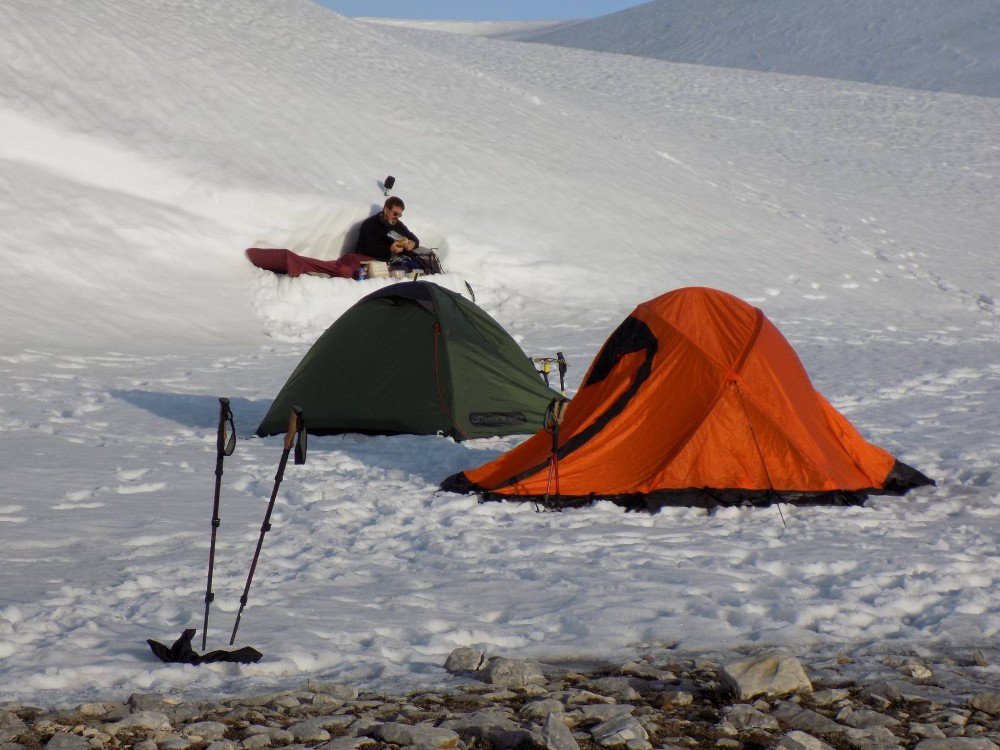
256 281 560 441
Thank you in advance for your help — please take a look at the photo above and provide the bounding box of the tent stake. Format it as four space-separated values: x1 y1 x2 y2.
774 500 788 529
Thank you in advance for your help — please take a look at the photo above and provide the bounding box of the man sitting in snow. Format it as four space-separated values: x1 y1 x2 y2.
355 196 419 263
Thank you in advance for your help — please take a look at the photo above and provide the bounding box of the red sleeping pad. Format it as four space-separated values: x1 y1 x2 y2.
246 248 373 278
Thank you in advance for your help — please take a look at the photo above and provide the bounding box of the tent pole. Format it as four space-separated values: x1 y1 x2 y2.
733 381 787 528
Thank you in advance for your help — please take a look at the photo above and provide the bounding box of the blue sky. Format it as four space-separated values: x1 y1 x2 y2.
313 1 645 21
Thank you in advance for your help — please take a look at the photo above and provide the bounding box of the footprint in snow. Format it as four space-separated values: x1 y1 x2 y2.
52 501 105 510
115 467 150 481
0 505 28 523
115 482 167 495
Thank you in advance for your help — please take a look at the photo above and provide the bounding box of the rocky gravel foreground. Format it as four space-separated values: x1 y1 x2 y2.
2 648 998 750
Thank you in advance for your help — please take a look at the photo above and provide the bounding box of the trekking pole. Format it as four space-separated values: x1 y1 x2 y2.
230 406 306 645
202 397 236 651
541 398 568 509
556 351 568 396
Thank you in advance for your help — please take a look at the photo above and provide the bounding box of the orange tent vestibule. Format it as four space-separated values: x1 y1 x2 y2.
442 287 933 511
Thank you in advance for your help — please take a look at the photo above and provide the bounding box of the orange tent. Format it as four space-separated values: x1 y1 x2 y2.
442 287 933 511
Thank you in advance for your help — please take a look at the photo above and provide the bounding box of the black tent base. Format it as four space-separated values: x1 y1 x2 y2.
148 628 262 665
476 489 873 513
446 460 935 514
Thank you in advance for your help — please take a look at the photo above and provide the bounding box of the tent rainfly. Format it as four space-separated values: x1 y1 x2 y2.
256 281 560 441
442 286 934 510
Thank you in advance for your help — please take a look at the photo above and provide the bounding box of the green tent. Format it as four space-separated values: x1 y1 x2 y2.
256 282 560 440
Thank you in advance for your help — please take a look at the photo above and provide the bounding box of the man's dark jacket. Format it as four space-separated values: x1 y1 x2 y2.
356 212 420 263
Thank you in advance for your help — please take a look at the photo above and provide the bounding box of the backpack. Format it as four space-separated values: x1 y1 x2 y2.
393 248 444 275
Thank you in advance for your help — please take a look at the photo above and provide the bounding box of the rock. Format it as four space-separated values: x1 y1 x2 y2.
550 689 615 705
576 705 635 722
773 701 845 737
99 704 131 722
43 734 91 750
969 693 1000 717
304 681 359 701
0 713 28 743
313 715 356 732
722 704 780 731
720 649 813 700
183 721 229 741
842 725 904 749
128 694 178 713
287 719 332 743
104 710 173 735
812 688 851 707
914 740 1000 749
621 661 675 681
444 647 486 674
520 699 564 722
911 723 949 739
480 690 520 703
481 657 546 688
167 703 204 724
775 730 836 750
239 734 272 749
659 686 694 708
308 693 342 708
205 742 238 750
317 738 377 750
583 677 645 702
716 718 738 737
836 706 901 729
588 714 649 748
267 693 300 709
861 682 904 705
74 702 120 717
347 718 382 738
241 725 295 745
373 722 461 749
440 709 533 749
543 713 579 750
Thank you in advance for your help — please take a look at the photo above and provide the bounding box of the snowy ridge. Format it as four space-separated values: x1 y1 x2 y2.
519 0 1000 97
358 18 568 38
0 0 997 708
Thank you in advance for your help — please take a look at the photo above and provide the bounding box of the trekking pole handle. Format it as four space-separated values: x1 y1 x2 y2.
217 397 236 458
284 406 303 451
